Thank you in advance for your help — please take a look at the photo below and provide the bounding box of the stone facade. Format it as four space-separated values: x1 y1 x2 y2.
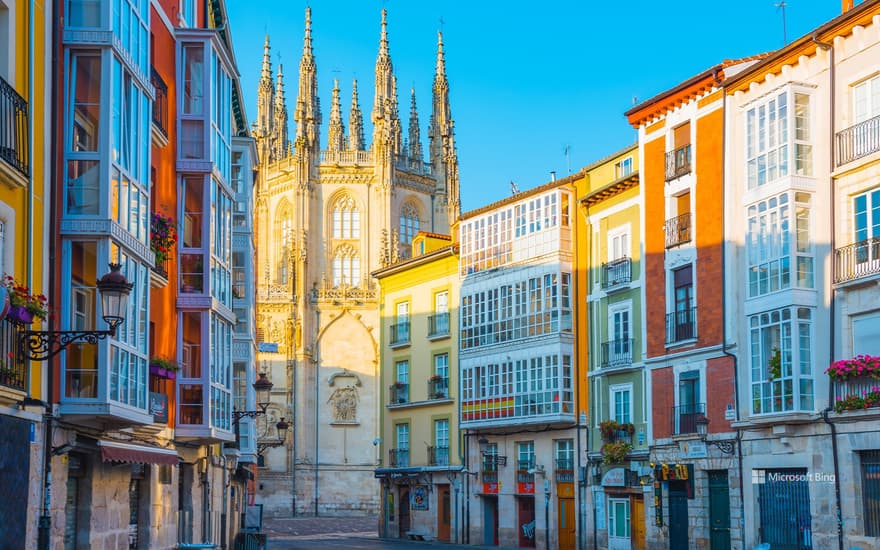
253 8 459 517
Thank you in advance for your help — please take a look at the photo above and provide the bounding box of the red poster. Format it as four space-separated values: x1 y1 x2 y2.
483 482 499 494
517 481 535 494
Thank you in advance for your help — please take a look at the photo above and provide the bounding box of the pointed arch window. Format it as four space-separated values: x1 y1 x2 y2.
274 203 293 284
332 244 361 287
400 203 420 245
332 195 360 239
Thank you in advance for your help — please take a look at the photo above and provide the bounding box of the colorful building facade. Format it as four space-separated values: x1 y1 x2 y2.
373 232 461 542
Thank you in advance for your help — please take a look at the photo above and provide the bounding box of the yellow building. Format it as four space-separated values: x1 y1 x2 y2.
576 144 646 549
0 0 50 545
373 232 461 543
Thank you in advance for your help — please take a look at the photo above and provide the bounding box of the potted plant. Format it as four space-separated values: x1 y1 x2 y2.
150 212 177 266
826 355 880 381
0 354 20 387
599 420 620 442
2 275 49 324
601 440 632 464
150 357 180 379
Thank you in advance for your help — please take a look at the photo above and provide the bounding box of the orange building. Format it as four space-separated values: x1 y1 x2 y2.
625 58 763 549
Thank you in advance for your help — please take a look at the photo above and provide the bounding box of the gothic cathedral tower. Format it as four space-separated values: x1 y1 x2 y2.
253 8 460 516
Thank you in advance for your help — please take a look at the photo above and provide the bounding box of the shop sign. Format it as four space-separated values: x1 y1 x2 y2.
679 440 707 459
517 481 535 494
602 467 626 487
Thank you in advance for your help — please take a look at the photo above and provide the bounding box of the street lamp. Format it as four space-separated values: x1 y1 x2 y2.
20 264 134 361
694 414 736 455
233 372 274 423
257 417 290 455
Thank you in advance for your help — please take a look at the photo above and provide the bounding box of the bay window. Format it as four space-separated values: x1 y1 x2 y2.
67 52 102 215
750 307 814 414
746 88 813 189
747 191 813 297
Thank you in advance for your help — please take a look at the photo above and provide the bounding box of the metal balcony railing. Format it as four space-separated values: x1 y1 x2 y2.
428 445 449 466
832 376 880 410
837 114 880 166
665 212 692 248
390 321 410 346
0 75 29 178
672 402 706 435
428 376 448 399
389 383 409 404
428 312 450 337
481 455 500 473
601 257 632 288
152 255 169 280
666 307 697 344
833 237 880 284
389 448 409 468
0 319 26 391
665 144 692 181
600 338 634 369
150 67 168 138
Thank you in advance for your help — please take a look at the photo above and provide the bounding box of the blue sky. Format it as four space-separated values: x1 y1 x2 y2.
227 1 840 211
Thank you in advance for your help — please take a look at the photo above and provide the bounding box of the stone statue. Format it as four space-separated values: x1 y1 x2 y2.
328 385 359 422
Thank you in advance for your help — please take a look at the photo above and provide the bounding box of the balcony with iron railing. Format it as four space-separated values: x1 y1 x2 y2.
428 376 449 399
601 257 632 289
0 74 29 183
832 376 880 415
150 67 169 142
665 144 691 181
389 382 409 405
666 307 697 344
672 402 706 435
600 338 634 370
837 114 880 167
428 312 450 339
665 212 692 248
389 321 410 347
0 319 26 392
833 237 880 284
428 445 450 466
389 448 409 468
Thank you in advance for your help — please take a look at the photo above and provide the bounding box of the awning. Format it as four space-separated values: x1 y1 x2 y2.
99 440 179 465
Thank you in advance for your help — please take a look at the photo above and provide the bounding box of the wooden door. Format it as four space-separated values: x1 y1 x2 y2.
631 496 646 550
483 496 499 546
708 471 731 550
668 481 689 550
557 497 576 549
437 484 451 542
517 497 536 548
398 489 410 538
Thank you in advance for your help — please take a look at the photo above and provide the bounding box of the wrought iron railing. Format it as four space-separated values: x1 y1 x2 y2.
672 402 705 435
832 376 880 410
833 237 880 284
152 255 169 280
0 75 29 178
389 448 409 468
666 307 697 344
428 445 449 466
837 114 880 166
665 144 691 181
600 338 633 369
0 319 26 391
601 257 632 288
390 322 410 346
150 67 168 138
389 383 408 404
665 212 692 248
428 312 449 337
428 376 448 399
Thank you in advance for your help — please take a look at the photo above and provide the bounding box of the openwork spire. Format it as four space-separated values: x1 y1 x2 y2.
256 35 275 161
408 88 422 161
328 79 345 151
372 8 395 121
273 64 289 159
261 35 272 84
303 7 313 57
295 7 321 152
349 79 365 151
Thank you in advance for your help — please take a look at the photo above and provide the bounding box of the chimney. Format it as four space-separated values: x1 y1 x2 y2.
550 171 557 182
842 0 855 12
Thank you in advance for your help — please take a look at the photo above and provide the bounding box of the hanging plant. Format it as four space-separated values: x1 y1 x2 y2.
150 212 178 264
601 441 632 464
826 355 880 381
768 347 782 381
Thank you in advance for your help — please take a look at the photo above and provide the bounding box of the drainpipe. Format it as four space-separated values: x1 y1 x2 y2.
37 0 59 546
313 308 320 516
811 32 844 550
719 80 747 546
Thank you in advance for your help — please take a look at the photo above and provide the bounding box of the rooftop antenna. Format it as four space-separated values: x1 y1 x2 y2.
510 181 520 195
776 1 788 45
563 145 571 175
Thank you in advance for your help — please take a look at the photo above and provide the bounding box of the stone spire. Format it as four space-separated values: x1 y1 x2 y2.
408 87 422 161
429 30 460 222
256 35 275 160
294 7 321 153
371 9 401 156
272 64 289 160
327 79 345 151
349 79 365 151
